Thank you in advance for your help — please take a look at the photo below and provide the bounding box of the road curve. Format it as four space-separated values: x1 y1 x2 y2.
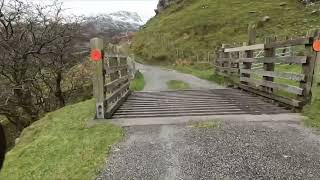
135 63 225 91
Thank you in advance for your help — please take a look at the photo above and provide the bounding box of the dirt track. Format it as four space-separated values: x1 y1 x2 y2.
136 63 225 91
97 64 320 180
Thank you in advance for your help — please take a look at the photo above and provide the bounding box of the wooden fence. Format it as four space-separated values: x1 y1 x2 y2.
90 38 131 119
215 28 320 108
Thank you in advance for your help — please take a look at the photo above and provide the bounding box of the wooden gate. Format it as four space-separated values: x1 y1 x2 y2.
90 38 131 119
215 28 320 108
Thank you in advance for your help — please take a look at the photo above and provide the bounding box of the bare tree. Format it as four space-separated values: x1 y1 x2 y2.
0 0 85 130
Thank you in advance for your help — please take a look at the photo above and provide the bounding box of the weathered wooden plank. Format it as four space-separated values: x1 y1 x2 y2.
106 82 130 104
240 77 303 95
216 58 232 63
105 55 127 58
237 84 301 107
265 37 313 48
241 25 256 85
263 37 276 93
312 50 320 102
106 90 131 119
214 66 239 73
240 69 305 81
238 56 307 64
109 71 120 81
105 75 129 91
105 65 128 74
107 57 119 67
299 29 319 104
90 37 105 119
224 44 264 52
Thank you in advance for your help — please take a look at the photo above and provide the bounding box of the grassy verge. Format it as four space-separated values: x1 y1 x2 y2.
0 99 123 180
303 86 320 128
172 64 226 85
187 121 222 129
129 71 145 91
167 80 190 90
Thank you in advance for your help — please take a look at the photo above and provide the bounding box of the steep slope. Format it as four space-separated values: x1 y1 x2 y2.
132 0 320 63
0 100 123 179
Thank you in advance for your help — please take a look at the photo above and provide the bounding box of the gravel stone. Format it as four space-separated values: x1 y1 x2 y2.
97 121 320 179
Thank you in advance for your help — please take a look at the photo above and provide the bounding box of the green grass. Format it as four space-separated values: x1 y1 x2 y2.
0 99 123 180
167 80 191 90
273 64 302 98
271 64 320 128
129 71 145 91
133 0 319 64
172 64 226 85
303 86 320 128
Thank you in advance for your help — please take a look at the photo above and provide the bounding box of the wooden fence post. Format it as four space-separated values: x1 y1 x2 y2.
215 45 224 75
224 49 231 76
221 44 227 75
90 38 105 119
131 54 136 78
300 29 320 105
263 36 276 93
314 50 320 102
241 24 256 85
309 29 320 103
117 55 122 78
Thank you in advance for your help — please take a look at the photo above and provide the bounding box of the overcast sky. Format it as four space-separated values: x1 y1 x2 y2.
56 0 158 22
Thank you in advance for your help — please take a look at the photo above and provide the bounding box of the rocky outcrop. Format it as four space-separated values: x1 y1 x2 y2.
300 0 320 5
156 0 183 14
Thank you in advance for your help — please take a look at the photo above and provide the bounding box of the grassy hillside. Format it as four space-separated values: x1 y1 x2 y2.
132 0 320 127
133 0 319 63
0 99 123 180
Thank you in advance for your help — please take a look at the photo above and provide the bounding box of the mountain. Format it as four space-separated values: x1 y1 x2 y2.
133 0 320 63
82 11 143 42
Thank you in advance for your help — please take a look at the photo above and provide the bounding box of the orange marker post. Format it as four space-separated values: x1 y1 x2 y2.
313 40 320 52
91 49 102 62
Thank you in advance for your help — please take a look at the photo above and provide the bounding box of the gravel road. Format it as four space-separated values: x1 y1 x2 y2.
96 64 320 180
136 63 225 91
97 120 320 180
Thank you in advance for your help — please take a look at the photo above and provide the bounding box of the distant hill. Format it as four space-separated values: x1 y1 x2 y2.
82 11 143 43
133 0 320 63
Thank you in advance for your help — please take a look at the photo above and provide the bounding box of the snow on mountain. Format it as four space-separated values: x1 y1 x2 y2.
109 11 143 25
83 11 143 36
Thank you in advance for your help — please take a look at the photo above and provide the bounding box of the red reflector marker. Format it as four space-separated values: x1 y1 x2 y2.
91 49 102 61
313 40 320 52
